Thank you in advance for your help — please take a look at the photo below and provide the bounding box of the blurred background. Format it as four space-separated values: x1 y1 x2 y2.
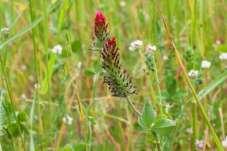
0 0 226 150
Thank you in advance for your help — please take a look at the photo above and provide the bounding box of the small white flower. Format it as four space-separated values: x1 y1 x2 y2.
195 139 205 149
62 114 73 125
1 27 9 34
51 44 63 55
186 128 193 134
188 69 199 78
145 44 157 53
77 62 82 69
34 83 40 89
120 1 126 7
219 53 227 61
216 40 221 45
21 65 27 71
128 46 135 51
222 136 227 148
163 55 168 61
20 94 27 100
129 40 143 51
201 60 211 69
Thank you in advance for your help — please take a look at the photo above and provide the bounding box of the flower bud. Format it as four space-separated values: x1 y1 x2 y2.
94 11 108 40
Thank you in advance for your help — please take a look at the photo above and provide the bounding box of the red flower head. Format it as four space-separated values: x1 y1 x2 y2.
102 37 119 67
106 37 116 49
95 11 106 27
94 11 108 40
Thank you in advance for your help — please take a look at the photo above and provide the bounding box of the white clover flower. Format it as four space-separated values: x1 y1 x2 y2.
195 139 205 149
163 55 168 61
188 69 199 78
77 62 82 69
120 1 126 7
20 94 27 100
222 136 227 148
1 27 9 34
51 44 63 55
21 65 27 71
216 40 221 45
219 53 227 61
128 46 135 51
34 83 40 89
129 40 143 51
201 60 211 69
145 44 157 54
186 128 192 134
62 114 73 125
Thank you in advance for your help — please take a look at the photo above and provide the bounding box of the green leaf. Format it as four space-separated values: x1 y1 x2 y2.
198 70 227 101
84 68 96 76
71 40 82 53
216 44 227 52
153 118 176 129
40 54 56 94
153 118 176 136
138 101 156 129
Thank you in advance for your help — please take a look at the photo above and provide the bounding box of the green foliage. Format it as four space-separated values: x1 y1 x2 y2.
138 101 156 129
0 90 28 150
139 102 176 133
216 44 227 52
0 0 226 150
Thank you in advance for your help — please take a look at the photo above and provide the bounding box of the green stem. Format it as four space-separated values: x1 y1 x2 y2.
152 55 163 115
28 0 43 134
162 17 223 151
192 102 197 150
126 97 141 116
172 42 224 151
0 57 13 105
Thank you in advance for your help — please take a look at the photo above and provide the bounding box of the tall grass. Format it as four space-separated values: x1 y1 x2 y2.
0 0 226 150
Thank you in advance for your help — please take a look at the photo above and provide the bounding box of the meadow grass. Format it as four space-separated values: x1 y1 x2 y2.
0 0 227 150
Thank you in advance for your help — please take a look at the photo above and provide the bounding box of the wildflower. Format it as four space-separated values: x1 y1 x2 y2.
102 37 136 97
163 55 168 61
77 62 82 69
21 65 27 71
94 11 108 41
62 114 73 125
34 83 40 89
195 139 205 149
120 1 126 7
188 69 199 78
201 60 211 69
222 136 227 148
20 94 27 100
145 44 157 54
51 44 62 55
216 39 221 45
129 40 143 51
219 53 227 61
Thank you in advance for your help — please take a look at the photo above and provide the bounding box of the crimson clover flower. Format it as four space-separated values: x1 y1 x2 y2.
94 11 109 41
102 37 136 97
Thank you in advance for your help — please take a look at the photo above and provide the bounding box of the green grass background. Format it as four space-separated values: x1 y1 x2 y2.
0 0 226 150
